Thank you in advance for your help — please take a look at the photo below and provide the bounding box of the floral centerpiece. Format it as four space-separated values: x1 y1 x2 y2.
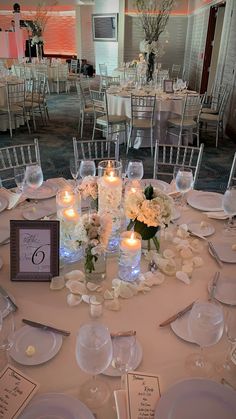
75 213 112 281
124 184 173 251
78 176 98 210
135 0 173 82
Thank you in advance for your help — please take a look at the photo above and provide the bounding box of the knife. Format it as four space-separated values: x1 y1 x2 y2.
208 241 223 268
0 285 18 312
159 301 195 327
110 330 136 338
22 319 70 337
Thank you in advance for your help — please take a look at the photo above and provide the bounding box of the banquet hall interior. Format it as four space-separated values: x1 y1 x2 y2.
0 1 236 418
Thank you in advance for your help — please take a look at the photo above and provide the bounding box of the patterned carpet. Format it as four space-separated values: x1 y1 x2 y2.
0 91 235 192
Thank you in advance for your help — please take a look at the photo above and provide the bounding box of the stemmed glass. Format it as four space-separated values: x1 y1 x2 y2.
112 335 137 386
120 159 129 181
24 164 43 190
186 300 224 377
0 312 15 368
79 160 96 179
218 307 236 378
222 186 236 235
75 323 113 409
14 167 26 193
175 167 193 209
69 158 79 188
127 160 144 181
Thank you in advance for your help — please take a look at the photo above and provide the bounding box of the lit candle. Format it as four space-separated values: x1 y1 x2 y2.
102 172 122 187
120 232 141 252
62 190 74 205
62 207 80 222
56 188 75 208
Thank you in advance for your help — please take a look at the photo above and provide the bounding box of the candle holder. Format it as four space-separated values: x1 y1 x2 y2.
56 189 83 264
98 160 122 253
118 231 141 282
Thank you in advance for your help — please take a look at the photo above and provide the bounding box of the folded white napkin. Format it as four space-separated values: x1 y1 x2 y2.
203 211 228 220
0 188 25 210
114 390 128 419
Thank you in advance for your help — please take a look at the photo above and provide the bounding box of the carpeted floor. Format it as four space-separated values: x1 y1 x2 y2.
0 91 235 192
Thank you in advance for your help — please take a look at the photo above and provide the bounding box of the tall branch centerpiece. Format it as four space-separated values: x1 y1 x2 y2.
135 0 173 82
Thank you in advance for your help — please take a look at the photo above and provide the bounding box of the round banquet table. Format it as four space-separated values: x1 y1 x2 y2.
0 181 235 418
107 88 196 146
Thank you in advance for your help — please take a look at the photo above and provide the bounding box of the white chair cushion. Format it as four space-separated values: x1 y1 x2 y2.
199 113 219 122
167 117 197 128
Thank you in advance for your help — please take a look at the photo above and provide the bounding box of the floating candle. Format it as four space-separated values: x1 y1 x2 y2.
62 207 80 222
120 232 141 252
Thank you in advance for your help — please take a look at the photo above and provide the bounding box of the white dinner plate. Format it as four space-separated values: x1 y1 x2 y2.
25 182 58 200
187 191 223 211
103 340 143 377
0 196 8 213
170 311 195 343
22 204 56 220
9 326 63 366
142 179 171 193
188 222 215 237
208 276 236 305
154 378 236 419
18 393 95 419
209 240 236 263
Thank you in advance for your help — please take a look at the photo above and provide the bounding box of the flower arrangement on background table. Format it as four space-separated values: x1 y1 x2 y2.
124 184 173 251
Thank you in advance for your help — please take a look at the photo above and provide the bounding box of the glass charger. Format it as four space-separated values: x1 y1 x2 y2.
103 340 143 377
188 222 215 237
187 191 223 211
9 326 62 366
208 276 236 305
154 378 236 419
170 311 195 343
18 393 95 419
25 182 58 199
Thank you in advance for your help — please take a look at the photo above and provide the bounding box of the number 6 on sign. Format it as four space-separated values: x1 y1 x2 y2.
10 220 59 281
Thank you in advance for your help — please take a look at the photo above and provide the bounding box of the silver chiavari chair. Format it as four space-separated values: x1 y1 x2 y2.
73 137 119 164
227 152 236 188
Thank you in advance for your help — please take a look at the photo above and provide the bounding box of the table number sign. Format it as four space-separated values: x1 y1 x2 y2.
163 80 174 93
125 371 161 419
10 220 59 281
0 364 39 419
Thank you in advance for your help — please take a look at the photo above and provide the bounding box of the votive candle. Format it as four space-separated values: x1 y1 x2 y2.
119 231 141 282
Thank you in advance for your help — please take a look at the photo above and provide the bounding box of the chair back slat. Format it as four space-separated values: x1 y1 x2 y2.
73 137 119 164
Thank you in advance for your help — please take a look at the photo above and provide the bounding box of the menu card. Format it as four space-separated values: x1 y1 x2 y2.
0 365 39 419
125 371 161 419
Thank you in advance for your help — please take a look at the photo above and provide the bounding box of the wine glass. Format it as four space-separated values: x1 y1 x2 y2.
0 312 15 368
14 167 25 193
186 300 224 377
112 335 137 380
75 323 113 409
79 160 96 179
24 164 43 190
175 167 193 209
120 159 129 181
218 307 236 378
69 158 79 188
222 186 236 235
127 160 144 181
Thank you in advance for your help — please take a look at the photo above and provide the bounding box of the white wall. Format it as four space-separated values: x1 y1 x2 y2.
94 0 119 75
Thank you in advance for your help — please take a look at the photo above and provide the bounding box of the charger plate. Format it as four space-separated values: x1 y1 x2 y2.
154 378 236 419
187 191 223 211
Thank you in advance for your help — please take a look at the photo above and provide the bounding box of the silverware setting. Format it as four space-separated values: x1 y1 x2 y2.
0 285 18 312
22 319 70 337
159 301 195 327
209 271 220 301
110 330 136 338
188 229 223 268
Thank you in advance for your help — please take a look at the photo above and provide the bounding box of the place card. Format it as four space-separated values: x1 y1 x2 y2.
0 364 39 419
125 371 161 419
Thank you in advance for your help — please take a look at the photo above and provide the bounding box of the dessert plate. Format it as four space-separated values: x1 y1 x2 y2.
208 240 236 263
0 196 8 213
103 340 143 377
188 222 215 237
25 182 58 200
9 325 62 366
208 276 236 305
187 191 223 211
18 393 95 419
154 378 236 419
170 311 195 343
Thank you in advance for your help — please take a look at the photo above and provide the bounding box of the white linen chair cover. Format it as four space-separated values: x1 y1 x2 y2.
0 138 41 187
73 137 119 164
227 152 236 188
153 142 204 189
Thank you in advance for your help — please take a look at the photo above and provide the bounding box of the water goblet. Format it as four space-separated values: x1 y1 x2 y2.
127 160 144 181
217 307 236 379
112 335 137 384
175 167 193 209
69 158 79 188
79 160 96 179
186 300 224 377
14 167 25 193
24 164 43 190
75 323 113 409
222 186 236 235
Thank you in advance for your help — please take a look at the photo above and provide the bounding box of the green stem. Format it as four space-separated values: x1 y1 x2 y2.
152 236 160 252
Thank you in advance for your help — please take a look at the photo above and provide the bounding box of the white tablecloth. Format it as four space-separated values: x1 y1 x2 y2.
0 184 234 418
